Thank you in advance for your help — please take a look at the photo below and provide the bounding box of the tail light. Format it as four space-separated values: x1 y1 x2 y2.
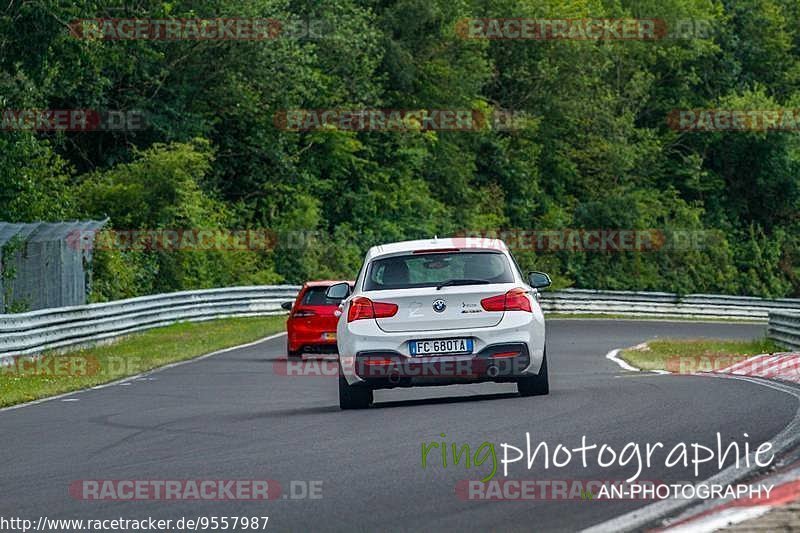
347 297 399 322
480 288 532 313
291 309 317 318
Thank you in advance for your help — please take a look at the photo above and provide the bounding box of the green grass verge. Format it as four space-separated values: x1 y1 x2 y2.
0 315 286 408
620 337 782 373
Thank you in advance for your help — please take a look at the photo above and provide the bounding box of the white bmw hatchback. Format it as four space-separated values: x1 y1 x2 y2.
326 238 551 409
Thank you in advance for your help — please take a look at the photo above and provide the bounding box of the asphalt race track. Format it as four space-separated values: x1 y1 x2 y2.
1 319 796 532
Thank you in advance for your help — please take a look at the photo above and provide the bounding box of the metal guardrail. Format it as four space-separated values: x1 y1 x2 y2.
0 285 301 359
540 289 800 320
768 311 800 350
0 286 798 360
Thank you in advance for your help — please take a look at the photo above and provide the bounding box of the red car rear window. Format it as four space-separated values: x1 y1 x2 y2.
301 286 346 306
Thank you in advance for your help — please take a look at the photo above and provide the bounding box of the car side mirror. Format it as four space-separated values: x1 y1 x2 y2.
527 271 552 289
281 301 293 311
325 282 351 300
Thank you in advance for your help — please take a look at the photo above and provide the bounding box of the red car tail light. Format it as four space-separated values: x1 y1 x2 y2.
347 297 399 322
480 288 532 313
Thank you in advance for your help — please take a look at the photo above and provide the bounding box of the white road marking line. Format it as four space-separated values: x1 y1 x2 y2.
605 347 670 374
606 348 641 372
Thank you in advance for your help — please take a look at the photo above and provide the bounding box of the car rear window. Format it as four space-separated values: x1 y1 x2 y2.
301 286 345 306
363 251 514 291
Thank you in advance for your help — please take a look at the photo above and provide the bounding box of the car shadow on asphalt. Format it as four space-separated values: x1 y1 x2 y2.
231 405 342 420
373 392 519 409
231 392 521 419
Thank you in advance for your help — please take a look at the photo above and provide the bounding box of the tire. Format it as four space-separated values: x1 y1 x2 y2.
339 364 373 409
517 350 549 397
287 341 302 359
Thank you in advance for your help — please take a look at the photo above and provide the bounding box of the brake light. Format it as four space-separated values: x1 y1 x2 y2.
292 309 317 318
412 248 460 254
347 297 399 322
480 289 532 312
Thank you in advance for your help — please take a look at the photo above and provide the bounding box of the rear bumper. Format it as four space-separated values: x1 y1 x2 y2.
349 343 531 389
287 331 338 353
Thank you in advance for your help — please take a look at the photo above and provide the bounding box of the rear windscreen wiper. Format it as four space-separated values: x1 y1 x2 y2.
436 279 491 290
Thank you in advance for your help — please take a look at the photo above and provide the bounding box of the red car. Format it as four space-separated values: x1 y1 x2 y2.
282 281 354 358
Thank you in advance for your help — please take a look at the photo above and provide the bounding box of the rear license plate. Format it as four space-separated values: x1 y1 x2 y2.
409 338 473 356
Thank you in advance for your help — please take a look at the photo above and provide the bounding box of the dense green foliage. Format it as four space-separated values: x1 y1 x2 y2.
1 0 798 300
